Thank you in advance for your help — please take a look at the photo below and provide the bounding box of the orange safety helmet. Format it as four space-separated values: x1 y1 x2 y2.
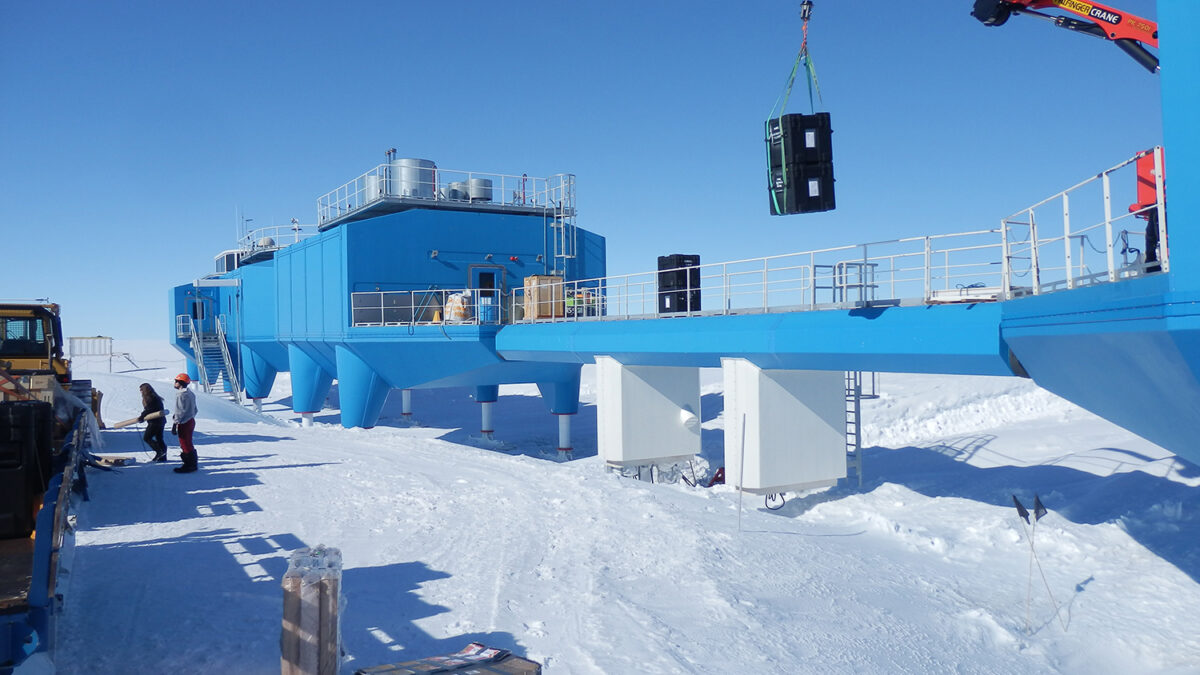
175 373 191 385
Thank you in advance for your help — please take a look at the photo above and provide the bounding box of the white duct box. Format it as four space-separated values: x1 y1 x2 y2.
722 359 847 493
596 356 700 466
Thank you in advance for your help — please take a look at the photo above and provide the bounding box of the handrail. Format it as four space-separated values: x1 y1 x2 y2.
1001 147 1166 296
186 316 209 392
350 288 505 327
237 223 317 256
340 151 1165 327
317 163 575 227
215 315 241 404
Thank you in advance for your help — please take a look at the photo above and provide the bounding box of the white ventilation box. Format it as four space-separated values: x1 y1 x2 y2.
596 356 700 466
722 358 846 493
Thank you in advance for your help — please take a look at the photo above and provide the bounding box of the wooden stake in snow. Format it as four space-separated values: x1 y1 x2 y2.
281 545 342 675
737 413 747 533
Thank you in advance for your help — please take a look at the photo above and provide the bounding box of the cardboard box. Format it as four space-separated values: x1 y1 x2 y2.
523 275 564 319
355 643 541 675
281 546 342 675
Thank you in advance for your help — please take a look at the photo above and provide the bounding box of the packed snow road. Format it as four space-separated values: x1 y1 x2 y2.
52 369 1200 674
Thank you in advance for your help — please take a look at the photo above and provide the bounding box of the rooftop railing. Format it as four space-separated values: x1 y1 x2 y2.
318 164 573 227
238 223 317 255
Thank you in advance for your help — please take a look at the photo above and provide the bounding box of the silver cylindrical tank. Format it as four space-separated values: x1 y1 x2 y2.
468 177 493 202
363 174 381 203
447 181 469 201
390 158 436 198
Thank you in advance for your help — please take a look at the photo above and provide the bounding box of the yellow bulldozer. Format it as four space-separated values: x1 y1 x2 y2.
2 302 105 664
0 301 104 429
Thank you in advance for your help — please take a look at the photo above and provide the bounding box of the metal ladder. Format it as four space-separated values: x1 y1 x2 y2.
845 371 879 487
188 317 242 403
547 174 577 274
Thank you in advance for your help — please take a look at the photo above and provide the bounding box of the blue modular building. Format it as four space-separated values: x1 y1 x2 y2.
170 161 605 434
169 2 1200 468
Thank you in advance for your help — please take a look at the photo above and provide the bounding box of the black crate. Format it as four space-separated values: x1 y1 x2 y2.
657 255 701 313
658 289 701 314
657 255 700 289
765 113 833 168
769 162 836 215
2 402 54 493
0 402 29 443
0 466 35 538
657 254 700 272
0 440 21 470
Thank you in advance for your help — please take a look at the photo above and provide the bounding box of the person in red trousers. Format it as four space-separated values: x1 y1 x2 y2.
170 373 198 473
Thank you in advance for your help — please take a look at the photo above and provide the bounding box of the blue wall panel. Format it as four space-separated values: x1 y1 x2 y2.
343 210 566 295
234 261 276 341
274 254 293 339
305 241 324 338
1159 0 1200 289
322 232 346 338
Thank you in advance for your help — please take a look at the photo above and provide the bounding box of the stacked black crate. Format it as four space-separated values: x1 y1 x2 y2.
765 112 835 215
0 401 53 538
657 254 701 314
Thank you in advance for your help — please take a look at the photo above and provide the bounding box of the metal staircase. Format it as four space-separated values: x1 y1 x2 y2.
187 316 242 403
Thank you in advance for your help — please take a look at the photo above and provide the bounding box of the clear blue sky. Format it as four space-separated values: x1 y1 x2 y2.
1 0 1162 339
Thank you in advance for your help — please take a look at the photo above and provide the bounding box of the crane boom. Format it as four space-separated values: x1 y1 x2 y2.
971 0 1159 72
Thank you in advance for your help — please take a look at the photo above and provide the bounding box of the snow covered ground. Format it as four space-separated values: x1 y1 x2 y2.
50 341 1200 674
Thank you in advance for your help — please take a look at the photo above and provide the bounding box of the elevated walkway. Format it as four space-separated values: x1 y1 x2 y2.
488 146 1200 467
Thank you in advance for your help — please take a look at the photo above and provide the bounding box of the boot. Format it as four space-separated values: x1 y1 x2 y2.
174 451 198 473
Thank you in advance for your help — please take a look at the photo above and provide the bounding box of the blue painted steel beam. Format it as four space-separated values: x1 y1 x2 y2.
1002 276 1200 462
497 302 1016 376
1159 0 1200 290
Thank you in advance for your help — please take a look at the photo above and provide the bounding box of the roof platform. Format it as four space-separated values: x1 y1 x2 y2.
316 160 578 233
317 196 569 231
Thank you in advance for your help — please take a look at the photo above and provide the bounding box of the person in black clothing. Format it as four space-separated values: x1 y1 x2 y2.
138 382 168 462
1145 209 1162 273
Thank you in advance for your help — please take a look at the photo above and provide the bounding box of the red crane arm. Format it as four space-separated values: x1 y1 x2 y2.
1017 0 1157 46
972 0 1159 72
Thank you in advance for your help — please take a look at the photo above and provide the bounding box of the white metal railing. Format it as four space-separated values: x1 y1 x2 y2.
214 315 241 403
186 316 207 391
317 163 574 227
239 222 316 257
67 336 112 358
341 150 1166 327
350 288 507 326
1002 147 1167 296
215 222 318 274
509 229 1007 322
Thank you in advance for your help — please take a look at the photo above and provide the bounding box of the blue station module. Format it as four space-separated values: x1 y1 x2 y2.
170 160 605 429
